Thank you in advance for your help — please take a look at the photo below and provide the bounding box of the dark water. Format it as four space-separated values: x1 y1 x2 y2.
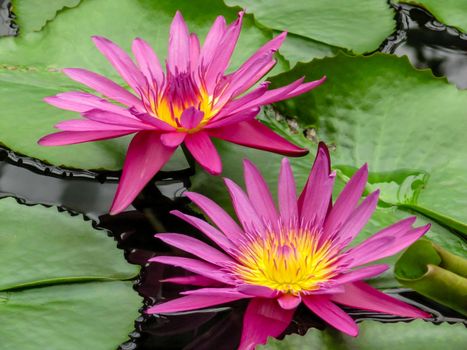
0 1 466 350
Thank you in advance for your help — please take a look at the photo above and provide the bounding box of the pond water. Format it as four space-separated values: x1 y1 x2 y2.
0 1 466 350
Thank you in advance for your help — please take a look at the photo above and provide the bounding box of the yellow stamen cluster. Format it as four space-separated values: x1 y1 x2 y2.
235 228 339 295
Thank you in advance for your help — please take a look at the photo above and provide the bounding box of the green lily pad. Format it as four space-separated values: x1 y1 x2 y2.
0 0 282 170
397 1 467 33
395 239 467 315
260 320 467 349
269 53 467 237
11 0 82 34
0 197 142 349
224 0 395 54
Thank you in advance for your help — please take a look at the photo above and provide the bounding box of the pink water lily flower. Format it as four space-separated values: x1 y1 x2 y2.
147 143 431 349
38 11 325 214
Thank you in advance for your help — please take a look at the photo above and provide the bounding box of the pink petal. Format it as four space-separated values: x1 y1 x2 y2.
209 119 308 156
45 92 138 118
110 132 175 214
199 15 226 85
129 109 176 131
213 82 269 120
168 11 191 74
331 281 430 318
239 298 295 350
341 236 395 268
156 233 234 266
237 285 279 298
92 36 146 93
243 159 279 225
160 132 186 147
219 52 276 104
345 222 430 267
132 37 164 87
336 190 380 246
149 256 232 284
298 142 331 215
277 294 302 310
205 107 260 129
55 119 140 132
278 158 298 224
180 107 204 129
38 130 134 146
258 76 326 105
147 294 244 314
303 295 358 336
184 191 244 243
83 109 155 129
184 132 222 175
182 287 249 298
170 210 236 252
161 274 222 287
224 178 265 234
204 12 244 92
63 68 142 108
190 33 201 72
333 264 389 285
300 172 335 228
324 164 369 239
240 31 286 72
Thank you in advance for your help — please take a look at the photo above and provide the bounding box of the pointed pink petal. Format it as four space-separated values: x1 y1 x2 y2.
298 142 331 220
205 107 260 129
185 132 222 175
324 164 368 238
200 16 226 66
168 11 191 73
45 91 138 118
83 109 155 129
204 12 244 92
224 178 265 234
190 33 200 72
213 83 269 120
160 132 186 147
239 298 295 350
345 222 430 267
237 285 279 298
110 132 175 214
331 281 430 318
303 296 358 336
55 119 140 132
147 294 243 314
129 109 176 131
333 264 389 285
180 107 204 129
132 37 164 86
277 294 302 310
170 210 236 252
278 158 298 223
149 256 232 284
341 236 394 268
92 36 146 93
156 233 234 266
161 275 223 287
63 68 142 108
38 130 134 146
209 120 308 156
240 31 286 72
336 190 380 246
184 191 244 243
243 159 279 225
182 287 248 298
219 52 276 103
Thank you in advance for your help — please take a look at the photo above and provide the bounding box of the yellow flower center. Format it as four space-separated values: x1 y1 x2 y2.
235 228 339 295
